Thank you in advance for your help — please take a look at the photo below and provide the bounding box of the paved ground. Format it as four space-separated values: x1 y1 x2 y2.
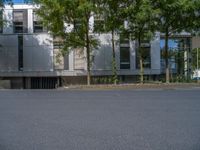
0 88 200 150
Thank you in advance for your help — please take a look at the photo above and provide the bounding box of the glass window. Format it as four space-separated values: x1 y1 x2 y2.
0 9 4 33
53 37 69 70
120 47 130 69
53 41 63 50
0 10 3 33
160 37 191 74
136 44 151 69
18 35 23 71
143 47 151 68
13 10 27 33
33 11 45 33
120 34 130 69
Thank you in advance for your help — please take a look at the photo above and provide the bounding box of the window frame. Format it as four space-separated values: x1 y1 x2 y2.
136 42 151 69
120 34 131 70
33 11 45 33
13 10 28 33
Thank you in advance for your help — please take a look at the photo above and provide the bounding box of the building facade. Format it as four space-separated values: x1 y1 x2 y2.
0 3 164 88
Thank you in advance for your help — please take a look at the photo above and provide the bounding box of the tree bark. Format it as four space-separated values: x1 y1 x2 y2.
111 30 117 84
138 38 144 84
165 29 170 83
86 41 91 85
86 19 91 85
139 57 144 83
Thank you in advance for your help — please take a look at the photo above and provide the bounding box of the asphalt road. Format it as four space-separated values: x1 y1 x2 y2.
0 89 200 150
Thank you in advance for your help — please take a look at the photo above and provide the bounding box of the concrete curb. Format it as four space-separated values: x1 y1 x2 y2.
62 83 200 90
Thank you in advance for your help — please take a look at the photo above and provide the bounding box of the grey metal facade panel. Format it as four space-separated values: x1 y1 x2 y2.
0 34 54 73
0 35 18 71
92 34 113 70
92 45 113 70
151 33 161 73
23 34 54 72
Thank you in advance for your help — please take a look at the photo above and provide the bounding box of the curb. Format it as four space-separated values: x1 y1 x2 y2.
62 83 200 90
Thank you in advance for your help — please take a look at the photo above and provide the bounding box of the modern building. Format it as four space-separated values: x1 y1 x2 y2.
0 1 196 88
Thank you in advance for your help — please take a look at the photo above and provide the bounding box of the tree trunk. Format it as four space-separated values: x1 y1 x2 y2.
86 48 91 85
139 56 144 83
111 30 117 84
86 22 91 85
165 30 170 83
138 39 144 84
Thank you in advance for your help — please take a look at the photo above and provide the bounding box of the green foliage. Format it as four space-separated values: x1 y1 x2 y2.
124 0 157 83
152 0 200 34
98 0 127 84
31 0 200 84
0 0 12 6
124 0 157 41
152 0 200 82
0 0 13 40
99 0 127 33
92 76 114 84
35 0 100 51
35 0 101 85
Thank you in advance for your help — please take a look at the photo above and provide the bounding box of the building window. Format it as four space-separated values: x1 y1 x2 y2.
120 35 130 69
53 38 69 70
64 55 69 70
33 11 45 33
160 37 191 74
0 10 3 33
120 47 130 69
136 42 151 69
18 35 23 71
13 10 28 33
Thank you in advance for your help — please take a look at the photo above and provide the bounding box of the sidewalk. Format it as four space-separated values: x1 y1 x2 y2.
63 83 200 90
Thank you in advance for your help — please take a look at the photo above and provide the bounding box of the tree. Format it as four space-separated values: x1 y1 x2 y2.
99 0 127 84
125 0 157 83
35 0 99 85
0 0 12 28
152 0 200 83
0 0 12 47
0 0 12 7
